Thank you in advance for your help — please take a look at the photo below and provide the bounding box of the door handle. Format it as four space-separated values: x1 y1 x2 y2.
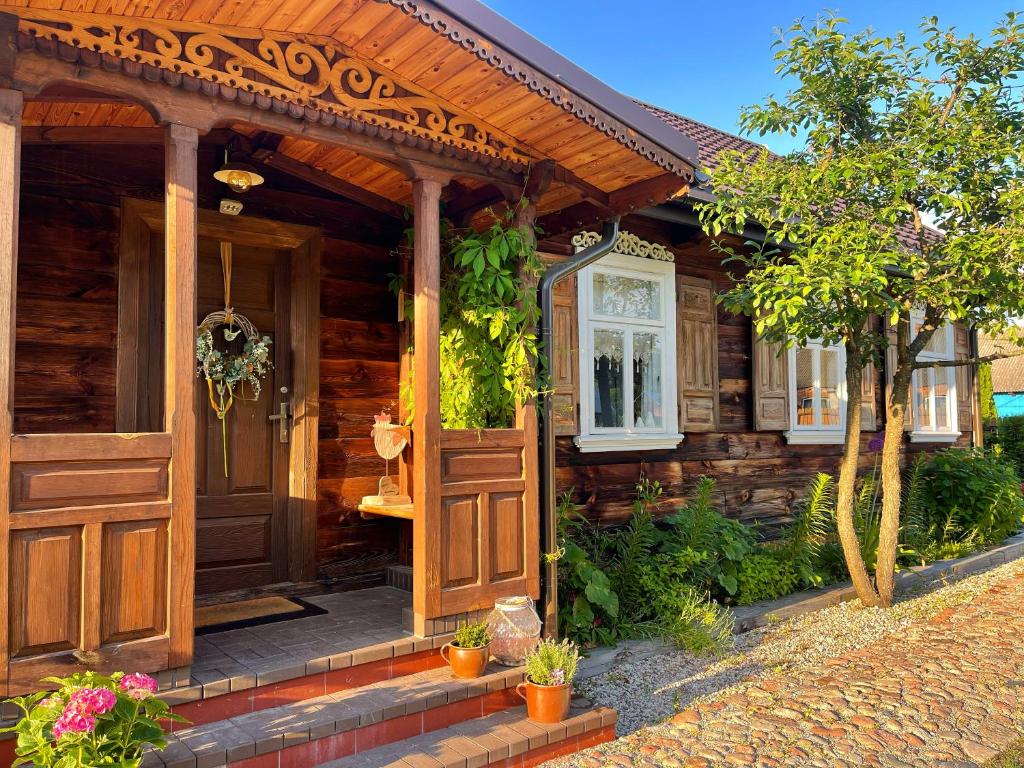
268 387 291 443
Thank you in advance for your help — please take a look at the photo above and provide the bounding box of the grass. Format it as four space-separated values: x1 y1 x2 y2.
986 738 1024 767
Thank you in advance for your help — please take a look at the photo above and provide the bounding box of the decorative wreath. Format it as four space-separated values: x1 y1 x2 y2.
194 242 273 476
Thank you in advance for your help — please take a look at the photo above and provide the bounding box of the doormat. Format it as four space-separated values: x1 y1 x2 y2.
195 596 328 635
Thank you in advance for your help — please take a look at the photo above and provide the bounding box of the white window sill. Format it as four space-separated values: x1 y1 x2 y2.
784 430 846 445
909 431 961 444
574 433 684 453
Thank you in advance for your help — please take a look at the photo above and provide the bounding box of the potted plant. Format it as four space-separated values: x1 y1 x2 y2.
0 671 188 767
441 621 492 679
517 638 580 724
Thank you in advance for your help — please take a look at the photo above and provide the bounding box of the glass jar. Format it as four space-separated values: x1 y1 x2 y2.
486 596 541 666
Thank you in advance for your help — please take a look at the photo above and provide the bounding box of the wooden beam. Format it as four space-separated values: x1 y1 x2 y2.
410 165 449 633
536 200 607 239
164 122 198 669
22 126 164 144
251 148 405 219
608 172 690 213
445 181 505 228
0 87 22 695
552 164 610 208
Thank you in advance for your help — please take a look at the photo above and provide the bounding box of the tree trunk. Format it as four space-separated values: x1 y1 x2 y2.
836 344 881 606
876 318 911 607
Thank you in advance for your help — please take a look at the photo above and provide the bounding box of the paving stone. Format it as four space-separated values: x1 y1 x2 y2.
549 557 1024 768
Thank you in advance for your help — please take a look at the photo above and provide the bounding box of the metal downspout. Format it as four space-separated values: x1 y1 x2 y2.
537 218 620 637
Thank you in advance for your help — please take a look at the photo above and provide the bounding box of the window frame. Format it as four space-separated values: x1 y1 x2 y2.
784 339 848 445
909 314 960 443
575 252 682 453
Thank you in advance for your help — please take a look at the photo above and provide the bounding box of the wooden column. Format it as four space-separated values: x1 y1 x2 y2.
0 88 22 694
410 168 448 634
164 123 198 667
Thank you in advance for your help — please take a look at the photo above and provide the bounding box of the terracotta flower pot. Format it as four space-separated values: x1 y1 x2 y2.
517 680 571 724
440 642 490 679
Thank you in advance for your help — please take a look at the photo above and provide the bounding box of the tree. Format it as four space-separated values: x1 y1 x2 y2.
699 13 1024 607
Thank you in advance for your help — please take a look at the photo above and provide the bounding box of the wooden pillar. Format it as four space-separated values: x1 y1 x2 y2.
410 168 448 634
164 123 198 667
0 88 22 694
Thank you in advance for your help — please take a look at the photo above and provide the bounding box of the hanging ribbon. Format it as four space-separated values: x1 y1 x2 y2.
221 240 234 325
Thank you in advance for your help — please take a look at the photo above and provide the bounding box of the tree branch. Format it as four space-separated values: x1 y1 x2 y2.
913 350 1024 369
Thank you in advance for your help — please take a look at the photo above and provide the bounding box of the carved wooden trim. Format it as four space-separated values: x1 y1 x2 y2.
8 8 534 165
374 0 694 180
571 230 675 262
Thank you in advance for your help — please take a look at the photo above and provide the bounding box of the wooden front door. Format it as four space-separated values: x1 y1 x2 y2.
195 240 291 595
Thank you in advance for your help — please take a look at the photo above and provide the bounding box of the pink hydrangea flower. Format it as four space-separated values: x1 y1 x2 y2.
119 673 159 700
68 687 117 716
52 710 97 740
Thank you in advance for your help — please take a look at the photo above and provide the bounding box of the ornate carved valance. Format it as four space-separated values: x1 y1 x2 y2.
572 230 674 262
10 8 533 165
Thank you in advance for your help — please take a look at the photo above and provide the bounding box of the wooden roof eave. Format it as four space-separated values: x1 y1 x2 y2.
0 2 700 192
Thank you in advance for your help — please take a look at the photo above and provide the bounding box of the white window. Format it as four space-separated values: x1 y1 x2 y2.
910 314 959 442
575 252 682 452
785 340 847 445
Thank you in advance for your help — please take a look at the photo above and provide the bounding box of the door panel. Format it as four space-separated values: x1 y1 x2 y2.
195 240 291 595
435 429 539 616
5 433 174 693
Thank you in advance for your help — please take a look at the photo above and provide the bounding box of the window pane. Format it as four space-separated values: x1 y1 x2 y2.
592 272 661 320
795 348 815 425
934 371 949 430
924 325 947 355
820 348 840 426
593 328 624 428
916 371 932 430
633 332 663 429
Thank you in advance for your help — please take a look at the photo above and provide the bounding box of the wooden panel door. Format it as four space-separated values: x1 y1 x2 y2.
435 428 539 616
195 240 291 595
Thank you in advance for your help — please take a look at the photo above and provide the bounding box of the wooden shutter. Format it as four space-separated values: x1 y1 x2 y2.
884 322 912 431
954 323 973 433
677 275 719 431
550 274 579 436
752 326 790 431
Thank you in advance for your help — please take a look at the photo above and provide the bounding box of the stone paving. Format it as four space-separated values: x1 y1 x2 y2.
563 571 1024 768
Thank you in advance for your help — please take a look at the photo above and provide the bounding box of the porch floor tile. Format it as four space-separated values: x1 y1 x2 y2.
188 587 411 698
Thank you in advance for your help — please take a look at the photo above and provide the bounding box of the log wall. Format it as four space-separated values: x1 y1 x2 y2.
542 215 973 535
14 142 406 584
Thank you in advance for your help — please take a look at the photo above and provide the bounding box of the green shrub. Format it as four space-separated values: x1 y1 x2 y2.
452 621 490 649
525 638 580 686
916 447 1024 545
736 550 801 605
995 415 1024 477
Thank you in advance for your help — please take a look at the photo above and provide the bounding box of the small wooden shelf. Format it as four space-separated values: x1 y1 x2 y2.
358 503 414 520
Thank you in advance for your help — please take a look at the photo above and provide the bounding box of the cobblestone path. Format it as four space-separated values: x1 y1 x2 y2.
566 572 1024 767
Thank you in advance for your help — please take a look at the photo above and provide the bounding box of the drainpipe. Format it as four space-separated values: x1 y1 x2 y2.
537 217 620 638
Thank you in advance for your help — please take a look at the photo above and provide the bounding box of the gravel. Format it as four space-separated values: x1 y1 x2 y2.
572 555 1024 736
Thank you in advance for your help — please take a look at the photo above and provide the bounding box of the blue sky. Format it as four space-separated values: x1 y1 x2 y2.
484 1 1019 154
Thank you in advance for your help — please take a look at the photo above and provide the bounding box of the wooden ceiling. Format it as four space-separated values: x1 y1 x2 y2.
9 0 695 228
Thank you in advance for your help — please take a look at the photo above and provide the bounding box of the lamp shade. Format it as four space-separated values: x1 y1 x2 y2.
214 161 264 194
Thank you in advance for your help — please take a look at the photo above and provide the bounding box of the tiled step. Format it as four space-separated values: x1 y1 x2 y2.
149 664 527 768
166 632 455 728
323 705 617 768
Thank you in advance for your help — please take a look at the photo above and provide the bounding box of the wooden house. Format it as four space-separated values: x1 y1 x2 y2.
0 0 983 764
0 1 701 764
542 104 982 532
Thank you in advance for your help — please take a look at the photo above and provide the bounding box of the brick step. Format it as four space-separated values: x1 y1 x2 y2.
146 663 527 768
166 631 455 728
323 704 617 768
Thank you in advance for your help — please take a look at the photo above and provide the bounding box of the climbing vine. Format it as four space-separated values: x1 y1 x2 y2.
392 204 543 429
